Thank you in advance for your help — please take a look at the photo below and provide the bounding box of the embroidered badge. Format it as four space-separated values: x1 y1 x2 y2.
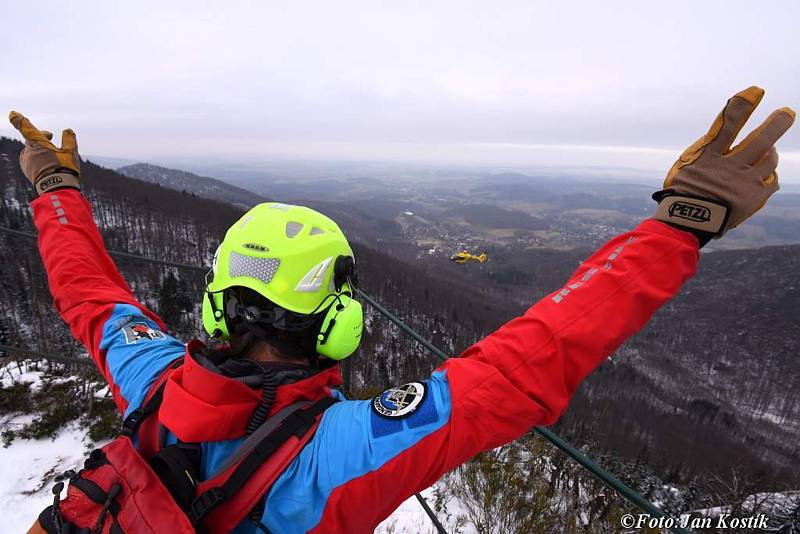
122 322 166 344
372 382 426 418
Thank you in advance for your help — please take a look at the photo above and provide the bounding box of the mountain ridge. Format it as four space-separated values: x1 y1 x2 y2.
117 162 268 208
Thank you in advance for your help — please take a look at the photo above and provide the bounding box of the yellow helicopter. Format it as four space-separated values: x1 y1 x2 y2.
450 250 488 264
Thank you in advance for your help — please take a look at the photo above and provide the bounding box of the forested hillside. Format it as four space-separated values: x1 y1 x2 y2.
117 162 268 208
2 136 798 531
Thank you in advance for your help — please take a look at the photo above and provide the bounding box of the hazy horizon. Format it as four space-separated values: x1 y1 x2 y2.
2 1 799 180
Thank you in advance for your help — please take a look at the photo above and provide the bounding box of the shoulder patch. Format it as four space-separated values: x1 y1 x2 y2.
122 322 166 344
372 382 426 419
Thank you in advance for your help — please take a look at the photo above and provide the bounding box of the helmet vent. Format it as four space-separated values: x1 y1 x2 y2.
285 221 304 238
309 227 325 236
229 252 281 284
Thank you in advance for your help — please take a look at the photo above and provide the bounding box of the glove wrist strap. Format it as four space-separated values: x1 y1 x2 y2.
35 172 81 196
652 190 730 247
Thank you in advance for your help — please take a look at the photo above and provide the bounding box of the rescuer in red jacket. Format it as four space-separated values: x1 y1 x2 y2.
10 86 795 533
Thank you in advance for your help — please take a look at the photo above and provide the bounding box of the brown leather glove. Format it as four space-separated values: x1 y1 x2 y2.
8 111 81 196
652 86 795 246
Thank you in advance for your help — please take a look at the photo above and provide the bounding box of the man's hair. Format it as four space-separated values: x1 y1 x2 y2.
224 286 321 362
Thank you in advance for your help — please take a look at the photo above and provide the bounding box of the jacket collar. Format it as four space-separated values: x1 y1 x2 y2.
160 340 342 442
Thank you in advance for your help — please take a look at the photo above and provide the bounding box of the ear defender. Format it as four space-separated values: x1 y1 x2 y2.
316 255 362 360
315 293 363 360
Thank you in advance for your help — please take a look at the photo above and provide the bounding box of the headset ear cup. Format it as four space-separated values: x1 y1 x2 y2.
316 296 363 360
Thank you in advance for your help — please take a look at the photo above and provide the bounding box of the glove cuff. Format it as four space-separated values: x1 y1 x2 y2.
652 190 730 247
35 171 81 196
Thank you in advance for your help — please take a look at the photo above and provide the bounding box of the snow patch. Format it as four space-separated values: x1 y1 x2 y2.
1 366 44 390
376 484 476 534
0 424 92 532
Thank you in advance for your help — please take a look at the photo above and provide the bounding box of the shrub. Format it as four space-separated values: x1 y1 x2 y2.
0 365 117 445
84 398 121 442
0 380 33 413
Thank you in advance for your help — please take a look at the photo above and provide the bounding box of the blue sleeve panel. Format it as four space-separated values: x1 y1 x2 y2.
99 303 186 417
257 369 453 534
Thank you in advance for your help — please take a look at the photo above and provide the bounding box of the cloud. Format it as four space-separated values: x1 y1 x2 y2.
1 0 798 179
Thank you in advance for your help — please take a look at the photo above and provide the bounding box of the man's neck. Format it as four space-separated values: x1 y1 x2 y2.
245 340 310 366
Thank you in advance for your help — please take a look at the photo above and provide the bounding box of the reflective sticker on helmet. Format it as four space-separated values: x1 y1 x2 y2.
372 382 426 418
229 252 281 284
211 245 221 275
122 322 166 344
295 257 333 292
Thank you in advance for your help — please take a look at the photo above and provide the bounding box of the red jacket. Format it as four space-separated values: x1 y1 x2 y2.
33 189 698 533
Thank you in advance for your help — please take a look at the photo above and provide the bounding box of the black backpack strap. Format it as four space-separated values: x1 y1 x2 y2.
148 442 202 511
120 357 183 439
120 381 166 438
187 396 337 526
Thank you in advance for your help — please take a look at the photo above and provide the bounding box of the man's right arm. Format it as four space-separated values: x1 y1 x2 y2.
11 112 185 416
32 189 185 416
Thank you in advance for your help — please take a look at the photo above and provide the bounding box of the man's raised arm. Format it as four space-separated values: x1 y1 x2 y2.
302 88 795 532
10 112 185 416
444 86 796 458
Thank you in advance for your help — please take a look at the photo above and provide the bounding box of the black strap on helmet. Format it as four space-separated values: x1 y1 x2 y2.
226 292 319 332
333 255 357 292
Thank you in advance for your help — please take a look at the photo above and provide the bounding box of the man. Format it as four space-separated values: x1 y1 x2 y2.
10 86 794 533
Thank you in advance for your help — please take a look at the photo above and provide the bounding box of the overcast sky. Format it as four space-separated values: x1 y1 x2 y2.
1 0 798 180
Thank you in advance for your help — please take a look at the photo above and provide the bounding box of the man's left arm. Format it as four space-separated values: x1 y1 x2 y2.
296 86 795 533
274 219 697 534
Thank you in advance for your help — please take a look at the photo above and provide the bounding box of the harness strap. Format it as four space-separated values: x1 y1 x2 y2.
209 401 312 478
120 382 166 438
188 396 337 526
120 357 183 440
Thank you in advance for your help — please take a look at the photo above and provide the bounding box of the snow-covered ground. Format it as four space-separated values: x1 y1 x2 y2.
0 423 89 532
0 362 470 533
0 364 93 531
376 485 475 534
687 491 800 519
